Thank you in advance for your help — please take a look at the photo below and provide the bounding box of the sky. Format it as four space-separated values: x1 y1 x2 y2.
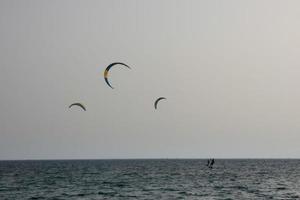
1 0 300 159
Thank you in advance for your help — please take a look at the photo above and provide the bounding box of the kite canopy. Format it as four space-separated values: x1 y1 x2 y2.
154 97 166 109
69 103 86 111
104 62 131 89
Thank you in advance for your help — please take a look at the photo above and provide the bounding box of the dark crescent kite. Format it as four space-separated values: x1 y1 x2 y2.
104 62 131 89
154 97 166 109
69 103 86 111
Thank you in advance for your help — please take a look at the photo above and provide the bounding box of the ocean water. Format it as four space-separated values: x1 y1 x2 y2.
0 159 299 199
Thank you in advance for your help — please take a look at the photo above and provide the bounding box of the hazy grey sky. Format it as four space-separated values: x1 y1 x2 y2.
1 0 300 159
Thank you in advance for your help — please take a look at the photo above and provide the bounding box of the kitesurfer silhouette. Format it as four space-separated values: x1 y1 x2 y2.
209 159 215 169
207 159 210 166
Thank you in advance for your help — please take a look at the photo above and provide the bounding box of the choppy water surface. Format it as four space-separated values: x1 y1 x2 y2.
0 159 300 199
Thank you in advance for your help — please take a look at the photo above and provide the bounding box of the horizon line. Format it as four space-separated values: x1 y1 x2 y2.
1 157 299 161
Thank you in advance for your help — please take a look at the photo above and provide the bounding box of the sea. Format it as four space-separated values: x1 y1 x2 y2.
0 159 299 199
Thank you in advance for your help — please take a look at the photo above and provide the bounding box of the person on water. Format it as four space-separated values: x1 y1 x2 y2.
207 159 210 166
209 159 215 169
